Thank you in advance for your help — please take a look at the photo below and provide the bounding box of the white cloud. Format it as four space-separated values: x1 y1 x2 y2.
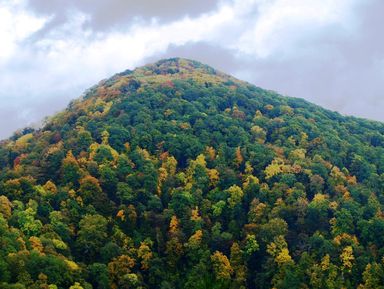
33 3 235 69
235 0 359 57
0 0 47 61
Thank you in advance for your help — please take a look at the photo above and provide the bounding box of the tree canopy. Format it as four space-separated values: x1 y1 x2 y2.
1 58 384 288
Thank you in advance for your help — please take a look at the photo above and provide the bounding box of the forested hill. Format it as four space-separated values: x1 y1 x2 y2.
1 58 384 289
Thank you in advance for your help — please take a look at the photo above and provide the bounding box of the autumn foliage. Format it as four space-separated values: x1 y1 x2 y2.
0 59 384 288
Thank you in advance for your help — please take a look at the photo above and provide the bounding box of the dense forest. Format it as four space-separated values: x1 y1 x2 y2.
1 58 384 288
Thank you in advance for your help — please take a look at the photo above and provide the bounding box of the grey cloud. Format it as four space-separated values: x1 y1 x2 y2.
0 54 94 140
0 92 79 139
0 106 36 140
0 108 22 139
145 42 241 73
26 0 223 32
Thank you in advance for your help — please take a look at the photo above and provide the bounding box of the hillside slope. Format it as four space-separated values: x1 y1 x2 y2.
1 58 384 288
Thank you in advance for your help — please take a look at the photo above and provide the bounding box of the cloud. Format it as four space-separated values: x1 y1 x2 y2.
0 0 384 139
0 0 47 61
232 0 360 57
25 0 222 31
151 42 240 73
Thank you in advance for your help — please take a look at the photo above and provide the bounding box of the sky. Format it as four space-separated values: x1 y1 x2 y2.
0 0 383 139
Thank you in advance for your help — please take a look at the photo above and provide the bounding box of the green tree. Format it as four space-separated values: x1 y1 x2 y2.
76 214 108 261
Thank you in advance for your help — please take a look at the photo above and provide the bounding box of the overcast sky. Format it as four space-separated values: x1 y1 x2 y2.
0 0 383 139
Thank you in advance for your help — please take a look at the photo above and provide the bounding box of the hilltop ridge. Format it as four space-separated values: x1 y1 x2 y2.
81 58 244 101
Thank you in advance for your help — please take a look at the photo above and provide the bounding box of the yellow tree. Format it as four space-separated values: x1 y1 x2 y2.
340 246 355 272
0 195 12 218
69 282 84 289
43 180 58 196
226 185 244 208
108 255 135 288
205 146 216 161
157 167 168 195
138 241 153 270
235 146 244 167
211 251 233 281
186 230 203 250
163 155 177 176
169 215 180 235
248 199 266 224
208 169 220 187
267 235 293 267
250 125 266 143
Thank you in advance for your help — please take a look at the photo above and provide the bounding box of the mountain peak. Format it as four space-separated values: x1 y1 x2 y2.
131 57 236 82
139 57 218 75
86 58 243 102
116 58 218 78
